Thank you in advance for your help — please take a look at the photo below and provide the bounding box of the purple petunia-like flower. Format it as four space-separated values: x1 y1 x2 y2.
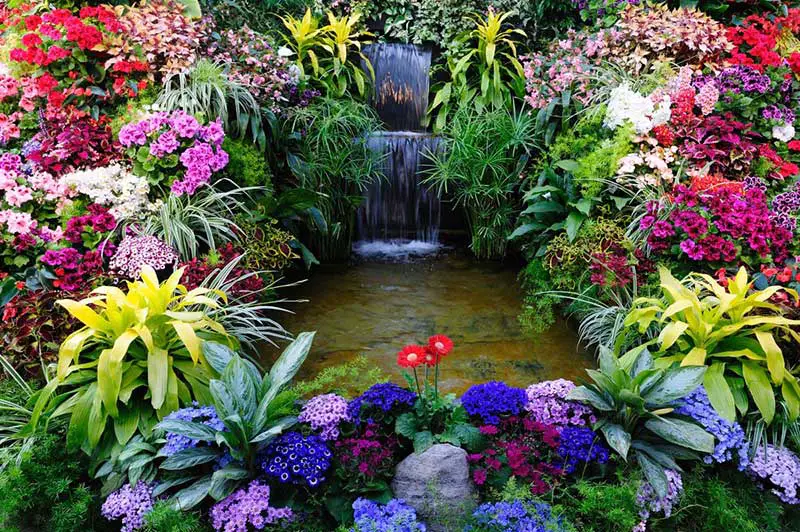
261 431 333 488
210 480 293 532
525 379 596 428
350 498 426 532
747 444 800 505
161 403 226 456
101 481 155 532
461 381 527 425
299 393 351 440
109 234 180 279
675 386 749 469
347 382 417 423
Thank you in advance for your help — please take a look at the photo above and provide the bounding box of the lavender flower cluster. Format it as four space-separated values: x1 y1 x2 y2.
210 480 293 532
109 234 179 279
347 382 417 423
299 393 351 440
261 431 333 488
674 386 749 468
525 379 597 428
118 111 228 196
636 469 683 525
715 66 772 95
557 426 610 474
461 381 527 425
101 481 155 532
465 500 570 532
771 183 800 231
161 403 226 456
350 498 426 532
747 444 800 504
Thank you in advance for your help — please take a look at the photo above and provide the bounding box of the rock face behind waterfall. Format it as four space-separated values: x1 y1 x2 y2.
357 43 446 248
391 444 477 532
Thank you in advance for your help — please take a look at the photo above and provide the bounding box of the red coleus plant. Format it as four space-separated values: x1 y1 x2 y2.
679 113 762 177
5 5 150 110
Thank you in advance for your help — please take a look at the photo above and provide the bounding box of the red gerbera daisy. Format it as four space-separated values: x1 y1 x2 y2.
427 335 453 357
423 348 440 367
397 344 426 368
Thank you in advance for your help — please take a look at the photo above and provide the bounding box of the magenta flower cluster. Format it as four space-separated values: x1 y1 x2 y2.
642 185 793 264
209 480 293 532
524 379 597 428
109 234 179 279
299 393 351 441
118 111 228 196
101 481 155 532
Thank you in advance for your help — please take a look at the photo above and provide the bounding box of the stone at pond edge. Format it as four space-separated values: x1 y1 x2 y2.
391 443 477 532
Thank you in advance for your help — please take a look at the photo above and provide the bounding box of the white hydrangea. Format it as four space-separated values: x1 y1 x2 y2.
773 123 796 143
61 164 154 220
604 83 670 135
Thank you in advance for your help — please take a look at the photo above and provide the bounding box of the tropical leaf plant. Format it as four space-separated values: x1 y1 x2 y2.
427 9 526 131
623 266 800 426
119 334 314 510
279 9 327 78
20 266 234 460
568 347 714 498
319 11 375 99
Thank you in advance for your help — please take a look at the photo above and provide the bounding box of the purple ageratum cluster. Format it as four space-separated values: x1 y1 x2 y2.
298 393 351 441
461 381 527 425
350 498 426 532
118 111 228 196
210 480 293 532
347 382 417 423
747 444 800 504
109 234 180 279
636 469 683 523
525 379 597 429
101 481 155 532
161 403 226 456
261 431 333 488
557 426 610 474
674 386 749 469
464 500 570 532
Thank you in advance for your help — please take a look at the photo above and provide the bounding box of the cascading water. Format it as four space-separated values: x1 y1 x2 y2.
355 43 443 258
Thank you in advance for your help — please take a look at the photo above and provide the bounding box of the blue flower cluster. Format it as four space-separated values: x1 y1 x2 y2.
347 383 417 423
161 403 226 456
261 431 333 488
101 481 155 532
350 498 426 532
675 386 749 468
465 500 570 532
557 426 610 474
461 381 527 425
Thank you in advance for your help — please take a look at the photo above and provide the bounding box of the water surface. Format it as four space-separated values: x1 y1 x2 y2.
269 248 594 393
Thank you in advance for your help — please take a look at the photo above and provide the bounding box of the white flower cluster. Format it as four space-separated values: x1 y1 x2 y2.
773 123 796 143
604 83 671 135
61 164 155 220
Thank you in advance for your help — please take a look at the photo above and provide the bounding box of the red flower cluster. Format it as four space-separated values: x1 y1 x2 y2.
179 243 266 303
727 10 800 75
396 335 454 368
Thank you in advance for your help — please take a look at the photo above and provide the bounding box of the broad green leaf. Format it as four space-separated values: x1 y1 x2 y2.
644 417 714 454
172 477 212 510
658 321 688 352
161 447 221 470
113 407 139 446
636 451 669 499
681 347 707 367
755 330 785 385
600 423 631 460
703 362 735 421
156 419 217 441
413 430 435 454
742 360 776 424
642 366 705 406
148 347 169 410
566 386 614 411
202 342 237 375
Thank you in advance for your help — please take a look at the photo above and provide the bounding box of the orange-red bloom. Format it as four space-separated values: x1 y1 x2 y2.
397 344 426 368
428 335 453 357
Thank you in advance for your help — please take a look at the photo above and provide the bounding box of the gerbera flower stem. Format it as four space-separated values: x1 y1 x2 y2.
412 367 421 397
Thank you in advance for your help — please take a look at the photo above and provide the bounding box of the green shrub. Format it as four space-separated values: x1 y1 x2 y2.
142 501 209 532
666 468 784 532
561 474 640 532
0 434 99 532
223 137 273 190
291 355 387 398
519 258 558 335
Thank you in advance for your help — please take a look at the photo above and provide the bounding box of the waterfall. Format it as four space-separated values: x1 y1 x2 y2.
356 43 442 253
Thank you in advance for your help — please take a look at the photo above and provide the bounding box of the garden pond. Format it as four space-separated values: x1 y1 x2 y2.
267 244 593 392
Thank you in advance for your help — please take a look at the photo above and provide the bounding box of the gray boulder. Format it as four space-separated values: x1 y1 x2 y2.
391 444 477 532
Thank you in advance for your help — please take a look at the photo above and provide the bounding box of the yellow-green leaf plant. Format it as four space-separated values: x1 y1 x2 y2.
22 266 233 460
623 266 800 426
427 9 527 131
279 8 327 78
320 11 374 99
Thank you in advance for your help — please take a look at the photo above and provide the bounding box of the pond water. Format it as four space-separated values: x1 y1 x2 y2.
266 244 594 393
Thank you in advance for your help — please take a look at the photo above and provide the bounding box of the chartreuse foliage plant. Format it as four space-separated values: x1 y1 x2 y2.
22 266 232 459
624 266 800 426
148 333 314 509
427 9 526 131
568 347 714 498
